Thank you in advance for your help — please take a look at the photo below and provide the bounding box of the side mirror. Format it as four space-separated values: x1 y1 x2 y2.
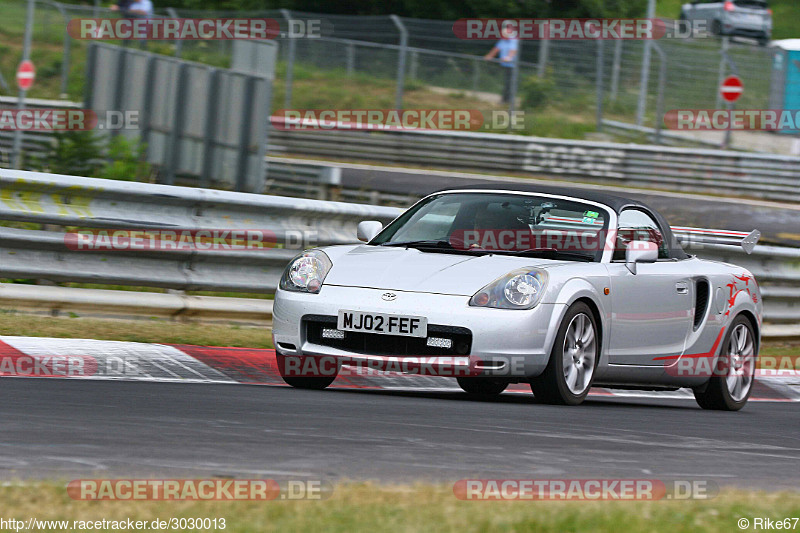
357 220 383 242
625 241 658 274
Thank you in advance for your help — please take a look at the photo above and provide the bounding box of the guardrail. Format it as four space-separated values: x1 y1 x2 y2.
600 119 723 149
0 168 798 336
0 169 399 293
264 159 418 206
269 122 800 203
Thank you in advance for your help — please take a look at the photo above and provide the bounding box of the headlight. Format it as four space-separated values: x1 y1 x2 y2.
279 250 333 293
469 268 548 309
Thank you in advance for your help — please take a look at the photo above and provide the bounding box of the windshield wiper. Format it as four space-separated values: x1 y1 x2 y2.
379 240 492 255
380 240 454 249
499 247 596 262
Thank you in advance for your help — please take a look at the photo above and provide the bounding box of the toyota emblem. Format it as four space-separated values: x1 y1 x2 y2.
381 292 397 301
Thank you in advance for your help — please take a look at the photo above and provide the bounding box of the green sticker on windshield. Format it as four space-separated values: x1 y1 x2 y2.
583 211 599 219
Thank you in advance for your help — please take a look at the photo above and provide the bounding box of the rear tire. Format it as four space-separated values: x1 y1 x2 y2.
530 302 599 405
693 315 757 411
456 377 508 396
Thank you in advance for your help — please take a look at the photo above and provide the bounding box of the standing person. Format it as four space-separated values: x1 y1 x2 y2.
126 0 154 17
484 23 519 103
110 0 152 17
111 0 153 48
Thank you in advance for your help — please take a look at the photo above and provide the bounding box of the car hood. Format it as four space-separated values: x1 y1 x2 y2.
322 245 567 296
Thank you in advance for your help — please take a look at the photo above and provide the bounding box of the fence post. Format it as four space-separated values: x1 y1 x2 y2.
53 2 71 98
717 39 739 150
281 9 296 108
610 39 623 102
408 50 418 80
12 0 35 170
537 35 549 77
715 37 730 109
508 41 521 119
652 42 667 145
390 15 408 110
346 41 355 76
636 0 656 126
596 39 604 132
318 167 341 200
166 8 183 58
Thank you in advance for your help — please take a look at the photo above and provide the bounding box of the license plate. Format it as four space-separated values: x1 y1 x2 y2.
337 310 427 337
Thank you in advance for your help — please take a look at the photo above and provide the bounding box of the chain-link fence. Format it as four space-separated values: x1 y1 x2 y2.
0 1 782 140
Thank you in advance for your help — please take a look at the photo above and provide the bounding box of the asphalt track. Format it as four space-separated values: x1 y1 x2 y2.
2 377 799 489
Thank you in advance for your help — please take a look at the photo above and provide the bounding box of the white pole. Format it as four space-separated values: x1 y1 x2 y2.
635 0 656 126
12 0 35 169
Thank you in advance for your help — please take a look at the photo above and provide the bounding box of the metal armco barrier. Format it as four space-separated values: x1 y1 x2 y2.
0 168 798 336
0 169 399 293
269 123 800 203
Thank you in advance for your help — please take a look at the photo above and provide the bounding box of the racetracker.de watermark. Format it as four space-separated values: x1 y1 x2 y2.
453 18 674 40
665 109 800 131
67 479 332 500
453 479 719 500
67 18 281 40
271 109 497 131
64 229 318 252
0 354 97 377
0 109 138 131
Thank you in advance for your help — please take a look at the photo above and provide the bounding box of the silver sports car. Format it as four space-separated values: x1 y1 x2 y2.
272 185 762 410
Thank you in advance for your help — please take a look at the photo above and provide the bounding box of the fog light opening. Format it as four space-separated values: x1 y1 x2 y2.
475 360 507 370
426 337 453 349
321 328 345 340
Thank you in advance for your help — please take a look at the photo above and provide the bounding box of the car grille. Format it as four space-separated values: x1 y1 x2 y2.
303 315 472 356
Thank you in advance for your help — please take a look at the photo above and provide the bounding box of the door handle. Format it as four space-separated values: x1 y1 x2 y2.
676 282 689 294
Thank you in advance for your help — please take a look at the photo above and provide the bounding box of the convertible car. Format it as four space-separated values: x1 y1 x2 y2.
272 185 762 410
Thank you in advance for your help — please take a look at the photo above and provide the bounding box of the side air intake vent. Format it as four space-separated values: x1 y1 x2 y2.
694 279 709 329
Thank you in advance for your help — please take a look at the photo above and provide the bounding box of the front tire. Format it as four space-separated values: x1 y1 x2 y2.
457 377 508 396
693 315 757 411
530 302 599 405
277 354 338 390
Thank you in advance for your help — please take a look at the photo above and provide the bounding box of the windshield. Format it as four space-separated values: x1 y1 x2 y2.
733 0 768 8
371 192 610 262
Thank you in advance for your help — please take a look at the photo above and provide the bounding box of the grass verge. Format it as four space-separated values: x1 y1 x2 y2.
0 313 272 348
0 482 798 532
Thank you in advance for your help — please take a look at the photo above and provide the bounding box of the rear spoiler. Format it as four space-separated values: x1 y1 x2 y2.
672 227 761 255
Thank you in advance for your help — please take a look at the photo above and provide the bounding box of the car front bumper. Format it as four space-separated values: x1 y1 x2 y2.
272 285 566 379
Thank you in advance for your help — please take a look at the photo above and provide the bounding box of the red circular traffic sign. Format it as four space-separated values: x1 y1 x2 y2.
720 75 743 103
16 60 35 91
